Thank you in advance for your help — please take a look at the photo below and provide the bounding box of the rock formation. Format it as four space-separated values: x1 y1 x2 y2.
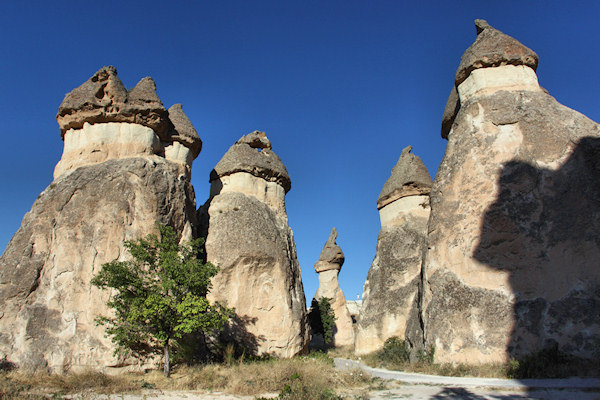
54 67 201 178
312 228 354 347
355 146 432 355
202 131 309 357
422 20 600 363
0 66 201 372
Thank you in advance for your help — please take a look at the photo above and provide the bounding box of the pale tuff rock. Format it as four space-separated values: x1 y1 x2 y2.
0 68 200 372
54 122 161 178
54 67 201 178
355 147 431 355
204 132 309 357
0 157 199 372
422 20 600 363
312 228 354 347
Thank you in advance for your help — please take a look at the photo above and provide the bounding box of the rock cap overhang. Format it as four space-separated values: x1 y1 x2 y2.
377 146 432 210
210 131 291 193
56 66 202 158
314 227 345 272
455 19 539 87
441 20 539 139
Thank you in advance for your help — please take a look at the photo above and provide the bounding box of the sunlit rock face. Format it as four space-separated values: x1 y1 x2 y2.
312 228 355 347
423 20 600 363
355 146 432 355
0 67 200 372
202 131 309 358
54 67 201 179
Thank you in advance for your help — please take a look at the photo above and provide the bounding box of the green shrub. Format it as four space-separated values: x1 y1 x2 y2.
416 345 435 364
377 337 410 364
508 343 573 379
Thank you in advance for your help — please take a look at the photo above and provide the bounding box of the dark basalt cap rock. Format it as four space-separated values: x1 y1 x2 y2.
377 146 433 209
210 131 291 192
315 227 345 272
167 104 202 158
455 19 539 86
56 66 170 138
441 86 460 139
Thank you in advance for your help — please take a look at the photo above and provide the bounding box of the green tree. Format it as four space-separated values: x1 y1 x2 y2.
91 224 232 376
308 297 336 346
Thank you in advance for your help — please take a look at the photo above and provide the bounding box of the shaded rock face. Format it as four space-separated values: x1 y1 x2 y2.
0 68 200 372
355 147 432 355
423 21 600 363
203 132 309 357
312 228 354 347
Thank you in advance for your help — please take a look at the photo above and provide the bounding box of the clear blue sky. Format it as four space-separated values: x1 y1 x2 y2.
1 1 599 304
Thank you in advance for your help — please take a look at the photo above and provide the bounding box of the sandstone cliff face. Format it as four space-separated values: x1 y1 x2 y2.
203 131 309 357
422 20 600 363
355 146 432 355
312 228 354 347
0 67 200 372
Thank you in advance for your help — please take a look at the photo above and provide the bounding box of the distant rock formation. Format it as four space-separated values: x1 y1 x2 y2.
422 20 600 363
355 146 432 355
202 131 309 357
0 67 201 372
312 228 354 347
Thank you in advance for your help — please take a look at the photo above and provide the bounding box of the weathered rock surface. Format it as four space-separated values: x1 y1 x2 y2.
54 67 202 179
422 20 600 363
203 132 308 357
312 228 354 347
0 68 200 372
210 131 291 193
355 147 432 355
57 67 168 137
0 157 198 372
377 146 433 210
455 19 538 86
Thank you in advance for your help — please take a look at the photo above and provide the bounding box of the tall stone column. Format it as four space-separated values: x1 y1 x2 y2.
355 146 432 355
423 20 600 363
0 66 201 372
203 131 309 358
312 228 355 347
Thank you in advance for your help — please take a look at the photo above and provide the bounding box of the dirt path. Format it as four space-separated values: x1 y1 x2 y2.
62 384 600 399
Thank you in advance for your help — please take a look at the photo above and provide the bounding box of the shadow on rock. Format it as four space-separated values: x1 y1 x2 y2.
473 136 600 368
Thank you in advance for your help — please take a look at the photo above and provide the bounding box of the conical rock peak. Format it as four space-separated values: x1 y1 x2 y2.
377 146 432 209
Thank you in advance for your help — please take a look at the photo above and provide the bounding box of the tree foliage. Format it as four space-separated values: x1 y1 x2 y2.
91 224 232 376
308 297 336 346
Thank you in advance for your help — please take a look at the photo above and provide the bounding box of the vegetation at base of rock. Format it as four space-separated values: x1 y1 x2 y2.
362 338 600 379
507 343 600 379
377 336 411 364
308 297 337 346
0 353 373 399
91 224 233 377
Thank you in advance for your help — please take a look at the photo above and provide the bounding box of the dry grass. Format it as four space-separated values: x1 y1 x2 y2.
0 369 140 399
0 353 374 399
361 350 600 379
